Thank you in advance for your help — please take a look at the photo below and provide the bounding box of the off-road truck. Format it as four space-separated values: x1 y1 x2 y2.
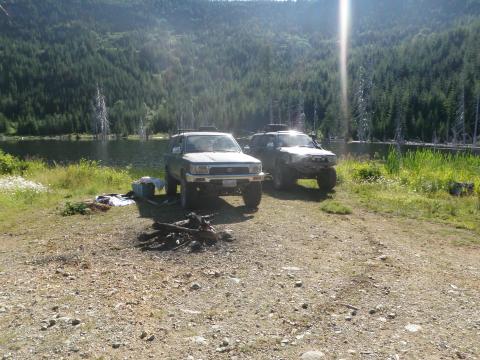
164 131 265 209
247 128 337 191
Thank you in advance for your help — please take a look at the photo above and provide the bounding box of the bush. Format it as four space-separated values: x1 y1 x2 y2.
385 147 401 174
0 151 28 175
61 201 90 216
353 163 383 182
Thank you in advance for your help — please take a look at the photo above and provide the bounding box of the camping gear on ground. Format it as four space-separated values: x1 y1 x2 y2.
132 177 165 199
95 194 135 207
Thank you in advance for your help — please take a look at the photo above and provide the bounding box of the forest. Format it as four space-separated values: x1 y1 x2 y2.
0 0 479 143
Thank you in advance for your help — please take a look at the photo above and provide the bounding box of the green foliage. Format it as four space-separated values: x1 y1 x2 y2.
385 147 401 174
320 200 352 215
0 0 479 138
337 149 480 234
61 201 89 216
352 163 383 182
0 150 27 174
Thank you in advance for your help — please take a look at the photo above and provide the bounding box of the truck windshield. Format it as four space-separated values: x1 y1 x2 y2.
185 135 241 153
278 134 315 148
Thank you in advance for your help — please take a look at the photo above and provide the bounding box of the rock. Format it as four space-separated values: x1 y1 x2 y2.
40 324 48 331
190 283 201 291
405 323 422 333
71 319 81 326
282 266 302 271
191 336 207 345
301 303 308 309
368 309 377 315
387 313 396 319
345 316 352 321
48 319 56 327
378 255 388 261
300 350 325 359
220 229 234 242
190 241 202 252
146 335 155 342
51 305 59 311
140 331 148 339
216 346 229 353
222 338 230 346
112 342 122 349
295 280 303 288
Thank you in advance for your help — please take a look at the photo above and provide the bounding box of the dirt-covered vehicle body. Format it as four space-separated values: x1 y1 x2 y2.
164 131 264 209
247 130 337 191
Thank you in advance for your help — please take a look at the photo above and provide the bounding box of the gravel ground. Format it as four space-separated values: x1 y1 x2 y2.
0 184 479 359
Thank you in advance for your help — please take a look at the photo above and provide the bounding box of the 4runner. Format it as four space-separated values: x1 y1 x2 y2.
164 131 264 209
247 128 337 191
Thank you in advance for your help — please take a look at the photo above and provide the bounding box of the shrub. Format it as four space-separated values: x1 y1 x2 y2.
385 147 401 174
61 201 89 216
0 151 28 175
353 163 383 182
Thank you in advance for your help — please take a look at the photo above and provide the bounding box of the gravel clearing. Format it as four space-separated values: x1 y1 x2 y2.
0 184 479 359
0 176 48 193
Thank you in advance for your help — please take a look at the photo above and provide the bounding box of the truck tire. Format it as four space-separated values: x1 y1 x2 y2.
180 178 198 209
165 168 178 196
273 164 295 190
317 167 337 192
242 182 262 209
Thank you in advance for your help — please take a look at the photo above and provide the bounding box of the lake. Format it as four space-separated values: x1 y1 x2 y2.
1 139 478 168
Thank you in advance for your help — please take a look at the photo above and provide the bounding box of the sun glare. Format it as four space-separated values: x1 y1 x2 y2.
339 0 351 125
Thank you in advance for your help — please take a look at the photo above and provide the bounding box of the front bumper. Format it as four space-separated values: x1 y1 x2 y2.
185 172 265 183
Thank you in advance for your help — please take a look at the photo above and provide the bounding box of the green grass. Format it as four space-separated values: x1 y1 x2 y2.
320 200 352 215
0 152 164 229
337 148 480 235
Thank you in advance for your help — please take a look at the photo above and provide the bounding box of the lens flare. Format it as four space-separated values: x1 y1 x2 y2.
339 0 350 131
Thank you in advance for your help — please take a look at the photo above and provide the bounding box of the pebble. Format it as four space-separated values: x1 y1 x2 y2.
191 336 207 345
190 283 201 291
378 255 388 261
387 313 397 319
112 342 121 349
301 303 308 309
369 309 377 315
146 335 155 342
295 280 303 288
405 323 422 332
71 319 81 326
222 338 230 346
216 346 228 353
140 331 148 339
300 350 325 359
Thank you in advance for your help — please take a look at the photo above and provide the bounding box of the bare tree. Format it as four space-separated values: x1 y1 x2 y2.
92 85 109 140
452 85 466 146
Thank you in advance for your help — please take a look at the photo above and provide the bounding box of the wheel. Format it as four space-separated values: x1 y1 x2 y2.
165 168 178 196
242 182 262 209
273 164 295 190
180 177 198 209
317 167 337 192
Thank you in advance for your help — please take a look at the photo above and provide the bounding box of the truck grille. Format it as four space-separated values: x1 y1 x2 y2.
209 167 249 175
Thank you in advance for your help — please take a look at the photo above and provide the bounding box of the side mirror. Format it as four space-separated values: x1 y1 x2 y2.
172 146 181 154
266 142 274 149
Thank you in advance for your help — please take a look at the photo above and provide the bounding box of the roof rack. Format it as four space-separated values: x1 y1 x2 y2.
264 124 290 132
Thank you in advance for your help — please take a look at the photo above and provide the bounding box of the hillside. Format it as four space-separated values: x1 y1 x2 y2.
0 0 479 141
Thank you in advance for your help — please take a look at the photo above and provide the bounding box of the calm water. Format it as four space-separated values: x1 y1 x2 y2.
0 139 478 168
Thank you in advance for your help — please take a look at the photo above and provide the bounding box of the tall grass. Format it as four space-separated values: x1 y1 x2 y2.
337 149 480 234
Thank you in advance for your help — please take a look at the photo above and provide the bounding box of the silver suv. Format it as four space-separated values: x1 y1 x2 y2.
164 132 265 209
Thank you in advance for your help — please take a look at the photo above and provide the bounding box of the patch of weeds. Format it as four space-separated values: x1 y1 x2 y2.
320 200 352 215
353 163 383 182
61 201 89 216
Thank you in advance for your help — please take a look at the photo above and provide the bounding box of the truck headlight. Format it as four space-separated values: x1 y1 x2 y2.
190 164 210 175
249 163 262 174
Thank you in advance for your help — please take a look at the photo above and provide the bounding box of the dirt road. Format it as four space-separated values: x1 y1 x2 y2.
1 185 479 359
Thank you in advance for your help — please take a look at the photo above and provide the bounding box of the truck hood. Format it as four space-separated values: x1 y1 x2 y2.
279 147 336 157
183 152 261 164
